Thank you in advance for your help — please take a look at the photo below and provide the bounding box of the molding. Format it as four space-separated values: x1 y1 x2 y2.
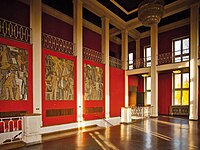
127 68 150 76
110 28 121 37
110 0 138 15
157 61 189 72
42 4 73 25
140 18 190 39
110 36 121 45
82 0 126 30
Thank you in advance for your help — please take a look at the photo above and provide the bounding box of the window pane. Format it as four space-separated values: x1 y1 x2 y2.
175 40 181 51
146 92 151 105
175 57 181 62
175 91 181 105
129 65 133 70
182 56 189 61
175 74 181 88
146 77 151 90
146 47 151 61
146 62 151 67
175 50 181 56
182 73 189 88
183 49 189 54
129 53 133 61
129 60 133 64
182 38 189 50
182 90 189 105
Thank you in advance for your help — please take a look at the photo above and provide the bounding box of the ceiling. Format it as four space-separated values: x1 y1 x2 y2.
42 0 199 41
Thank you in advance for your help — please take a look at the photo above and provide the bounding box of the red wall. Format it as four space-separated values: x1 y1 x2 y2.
42 49 77 126
137 76 144 92
158 73 172 115
42 13 73 42
128 76 138 87
83 27 101 52
0 0 29 27
110 41 121 59
83 60 105 120
0 38 33 114
110 67 125 117
158 25 190 54
140 37 150 58
128 41 136 59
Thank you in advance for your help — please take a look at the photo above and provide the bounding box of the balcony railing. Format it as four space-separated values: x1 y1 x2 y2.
158 50 189 65
0 18 31 43
128 57 151 70
42 33 75 56
109 56 122 69
83 47 102 63
0 117 23 144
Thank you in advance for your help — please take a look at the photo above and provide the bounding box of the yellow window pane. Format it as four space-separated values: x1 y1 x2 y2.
182 90 189 105
175 91 181 105
182 73 189 88
175 74 181 88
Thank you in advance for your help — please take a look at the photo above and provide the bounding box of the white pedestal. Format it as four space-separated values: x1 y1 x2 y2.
121 107 132 124
22 114 42 145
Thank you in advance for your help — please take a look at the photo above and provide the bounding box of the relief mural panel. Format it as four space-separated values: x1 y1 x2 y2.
45 55 74 100
84 64 103 100
0 44 28 100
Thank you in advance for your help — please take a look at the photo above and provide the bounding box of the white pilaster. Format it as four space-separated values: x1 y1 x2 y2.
101 17 110 118
30 0 42 114
73 0 83 122
189 3 199 120
136 39 140 59
122 30 129 107
150 25 158 117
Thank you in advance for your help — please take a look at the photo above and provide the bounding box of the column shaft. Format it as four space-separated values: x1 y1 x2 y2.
73 0 83 121
150 25 158 117
101 17 110 118
189 3 199 120
30 0 42 114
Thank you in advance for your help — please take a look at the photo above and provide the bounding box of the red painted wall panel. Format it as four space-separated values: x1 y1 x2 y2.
42 49 76 126
140 37 150 58
158 73 172 115
0 0 29 27
83 27 101 52
0 37 33 114
110 41 121 59
128 76 138 87
158 25 190 54
110 67 125 117
137 76 144 92
42 13 73 42
83 60 105 120
128 41 136 59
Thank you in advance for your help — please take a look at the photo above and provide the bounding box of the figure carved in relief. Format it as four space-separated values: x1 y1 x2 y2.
4 72 16 100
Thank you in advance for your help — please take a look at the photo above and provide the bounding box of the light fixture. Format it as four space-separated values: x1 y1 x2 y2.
141 74 149 77
138 0 164 27
173 70 181 74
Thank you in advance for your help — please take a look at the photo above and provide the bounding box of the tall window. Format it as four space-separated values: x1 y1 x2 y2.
128 52 133 70
144 46 151 67
173 37 189 62
173 71 189 105
145 76 151 105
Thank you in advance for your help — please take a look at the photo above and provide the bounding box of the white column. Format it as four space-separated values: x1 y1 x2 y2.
30 0 42 114
101 17 110 118
73 0 83 122
189 3 199 120
122 30 129 107
150 25 158 117
136 39 140 59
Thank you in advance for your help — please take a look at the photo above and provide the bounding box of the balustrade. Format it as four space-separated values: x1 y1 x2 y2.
83 47 102 63
42 33 75 56
0 18 31 43
0 117 23 144
109 56 122 69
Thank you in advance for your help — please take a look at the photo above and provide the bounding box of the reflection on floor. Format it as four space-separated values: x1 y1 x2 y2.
2 116 200 150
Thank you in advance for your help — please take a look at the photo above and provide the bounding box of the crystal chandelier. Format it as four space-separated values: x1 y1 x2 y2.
138 0 164 27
